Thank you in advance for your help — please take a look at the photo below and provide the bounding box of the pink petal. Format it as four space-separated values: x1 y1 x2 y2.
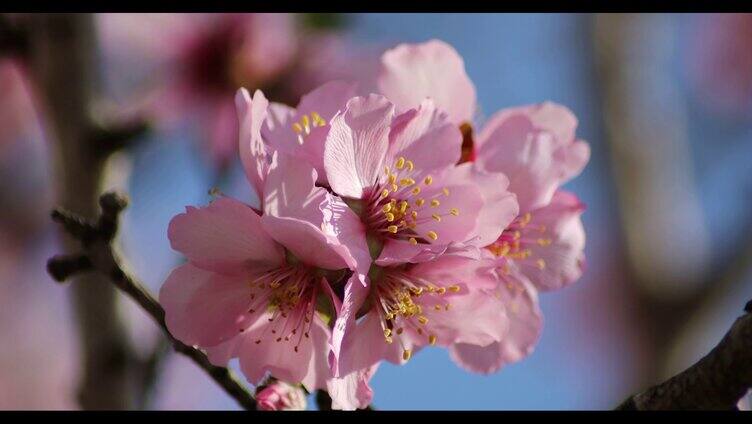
329 274 370 377
262 81 358 184
324 94 394 199
326 363 379 410
167 197 284 273
449 273 542 374
476 103 590 211
514 190 586 291
236 88 270 199
261 153 368 272
159 264 255 347
404 257 509 347
378 39 476 125
375 240 480 267
237 313 328 385
441 163 519 248
387 99 462 172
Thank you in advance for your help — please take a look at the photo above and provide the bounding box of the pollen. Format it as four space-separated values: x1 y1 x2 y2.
396 157 406 169
430 199 440 207
415 198 425 207
449 208 459 216
409 237 417 245
449 285 461 292
427 231 438 240
432 213 442 222
388 225 399 233
418 316 429 325
429 334 437 346
536 259 547 270
424 176 433 185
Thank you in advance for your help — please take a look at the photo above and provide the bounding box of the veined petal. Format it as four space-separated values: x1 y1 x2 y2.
236 88 270 200
168 196 284 273
324 94 394 199
378 39 476 125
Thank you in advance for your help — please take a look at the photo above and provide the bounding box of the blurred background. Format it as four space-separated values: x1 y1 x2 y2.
1 13 751 410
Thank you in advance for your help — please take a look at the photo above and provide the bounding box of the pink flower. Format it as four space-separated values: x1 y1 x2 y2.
375 39 590 374
160 154 365 396
333 255 509 379
322 93 518 377
256 380 307 411
324 94 518 266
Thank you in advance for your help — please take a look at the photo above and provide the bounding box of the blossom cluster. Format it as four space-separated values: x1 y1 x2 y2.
160 39 590 410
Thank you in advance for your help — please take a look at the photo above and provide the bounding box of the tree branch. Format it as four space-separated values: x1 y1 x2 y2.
48 191 258 410
617 302 752 410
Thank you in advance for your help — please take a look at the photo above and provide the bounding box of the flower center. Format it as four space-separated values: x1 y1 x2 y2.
372 269 461 361
363 156 461 245
246 265 320 353
486 212 551 270
291 112 327 145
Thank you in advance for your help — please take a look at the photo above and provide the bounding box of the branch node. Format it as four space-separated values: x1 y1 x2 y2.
47 254 93 282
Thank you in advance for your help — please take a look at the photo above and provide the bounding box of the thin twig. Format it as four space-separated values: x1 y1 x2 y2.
48 192 258 410
617 302 752 410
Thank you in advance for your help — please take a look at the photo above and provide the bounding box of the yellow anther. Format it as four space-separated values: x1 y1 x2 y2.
399 201 408 213
415 198 425 207
432 213 442 222
417 328 424 335
449 208 460 216
384 166 390 174
384 328 392 338
445 303 451 311
403 349 412 361
418 316 428 325
410 287 423 296
385 337 393 344
442 187 450 196
382 203 392 213
409 237 418 245
396 157 406 169
406 160 414 171
385 213 395 222
436 287 447 295
388 225 399 233
301 114 310 128
431 199 440 207
536 259 547 270
427 231 438 241
520 212 532 225
311 112 325 126
424 176 433 185
411 211 418 220
434 304 443 311
292 122 303 134
388 174 397 184
538 238 552 246
381 189 390 198
449 285 461 292
429 334 437 346
391 183 399 192
400 178 415 186
412 186 421 195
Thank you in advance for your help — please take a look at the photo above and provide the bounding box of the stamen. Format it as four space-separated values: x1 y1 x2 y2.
409 237 417 245
402 349 412 361
424 176 433 185
396 157 406 169
449 208 459 216
427 231 438 241
430 199 440 207
429 335 437 345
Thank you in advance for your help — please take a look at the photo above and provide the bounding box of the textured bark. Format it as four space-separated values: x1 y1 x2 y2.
618 309 752 410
